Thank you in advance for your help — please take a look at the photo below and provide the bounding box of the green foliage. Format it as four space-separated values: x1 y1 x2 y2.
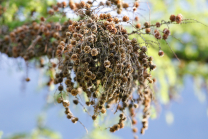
4 128 61 139
146 0 208 105
81 128 120 139
0 0 56 29
150 0 208 62
0 131 3 139
4 114 62 139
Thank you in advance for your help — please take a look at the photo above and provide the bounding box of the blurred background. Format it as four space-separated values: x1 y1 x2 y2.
0 0 208 139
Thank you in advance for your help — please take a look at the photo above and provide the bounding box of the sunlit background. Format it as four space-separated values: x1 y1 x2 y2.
0 0 208 139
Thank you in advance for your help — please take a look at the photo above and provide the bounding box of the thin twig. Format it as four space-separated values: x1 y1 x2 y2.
78 120 88 133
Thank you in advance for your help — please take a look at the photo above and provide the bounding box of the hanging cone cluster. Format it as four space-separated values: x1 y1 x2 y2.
0 0 190 137
53 14 156 134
